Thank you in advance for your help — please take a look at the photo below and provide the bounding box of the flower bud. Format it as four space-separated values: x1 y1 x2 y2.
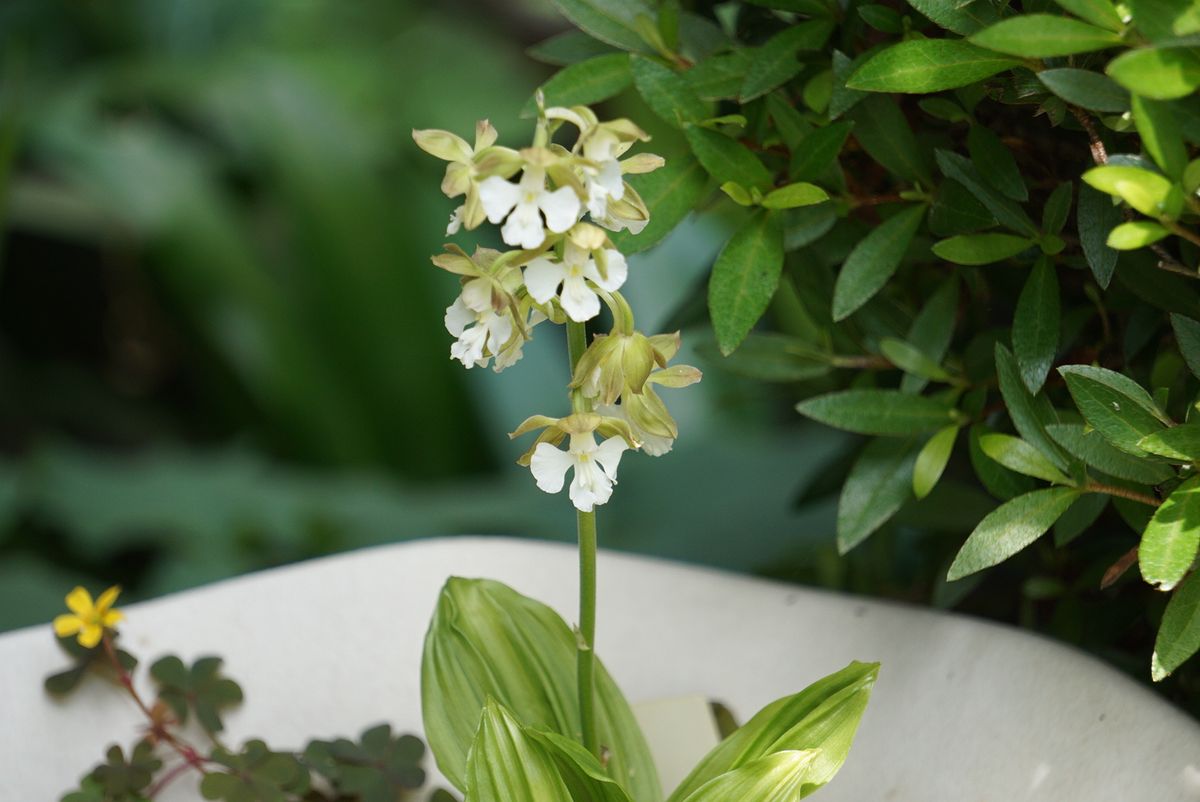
571 331 656 406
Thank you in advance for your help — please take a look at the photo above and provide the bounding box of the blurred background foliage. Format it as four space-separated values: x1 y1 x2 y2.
0 0 1193 718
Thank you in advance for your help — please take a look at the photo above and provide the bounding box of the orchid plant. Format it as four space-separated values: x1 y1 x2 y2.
411 99 879 801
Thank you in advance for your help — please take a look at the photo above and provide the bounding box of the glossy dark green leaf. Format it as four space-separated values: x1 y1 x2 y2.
1037 68 1130 112
967 125 1026 201
631 56 709 128
947 487 1081 580
903 0 1002 34
522 54 632 117
901 275 960 393
1153 569 1200 680
708 211 785 355
1046 422 1175 484
848 96 933 184
1058 365 1169 455
1054 492 1109 546
1139 424 1200 461
1054 0 1124 28
930 179 997 236
831 204 926 321
838 437 920 552
685 125 773 190
1140 475 1200 591
1171 314 1200 378
995 343 1069 469
847 40 1021 93
1077 183 1121 287
528 30 620 66
1042 182 1073 235
970 15 1123 56
610 152 709 254
790 121 854 182
932 233 1034 264
978 433 1072 484
1013 258 1059 394
797 389 959 435
936 150 1038 236
549 0 657 53
741 21 835 101
1107 45 1200 100
829 50 870 119
880 338 954 382
684 51 751 100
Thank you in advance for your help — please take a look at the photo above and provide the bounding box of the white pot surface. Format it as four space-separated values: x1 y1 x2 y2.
1 536 1197 800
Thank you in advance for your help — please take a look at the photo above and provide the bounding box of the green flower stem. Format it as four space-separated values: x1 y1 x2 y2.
566 319 600 757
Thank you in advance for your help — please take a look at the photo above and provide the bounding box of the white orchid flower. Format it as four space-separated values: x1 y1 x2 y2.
530 431 627 512
581 129 626 220
595 401 674 457
444 297 515 371
523 241 627 322
478 167 581 250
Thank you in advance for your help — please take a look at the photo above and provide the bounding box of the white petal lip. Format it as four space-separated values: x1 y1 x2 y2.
593 436 627 479
478 175 520 224
446 206 463 235
569 459 611 512
585 250 627 293
502 202 546 249
484 311 513 354
523 257 567 304
460 277 492 313
560 274 600 322
530 443 573 493
539 186 582 233
444 297 474 337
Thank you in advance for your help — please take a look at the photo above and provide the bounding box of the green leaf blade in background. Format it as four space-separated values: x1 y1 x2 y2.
1153 570 1200 680
549 0 657 53
1107 45 1200 100
1058 365 1169 455
522 53 632 117
1140 475 1200 591
1012 258 1060 395
967 125 1027 201
1138 424 1200 461
847 40 1021 93
914 425 959 500
1047 423 1175 484
685 125 773 189
1077 183 1122 287
978 433 1072 484
931 233 1034 265
610 152 709 253
708 210 785 355
1037 68 1130 113
838 437 920 553
797 389 958 436
463 700 575 802
904 0 1002 34
831 204 926 321
947 487 1081 580
1171 313 1200 378
995 344 1069 470
741 20 835 101
632 56 710 128
970 15 1123 57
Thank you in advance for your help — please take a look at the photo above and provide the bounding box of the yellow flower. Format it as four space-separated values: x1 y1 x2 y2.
53 585 124 648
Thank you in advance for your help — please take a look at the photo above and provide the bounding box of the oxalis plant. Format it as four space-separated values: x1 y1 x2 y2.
522 0 1200 684
411 100 877 800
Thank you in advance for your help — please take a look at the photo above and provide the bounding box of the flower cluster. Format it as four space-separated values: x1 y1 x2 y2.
414 101 700 512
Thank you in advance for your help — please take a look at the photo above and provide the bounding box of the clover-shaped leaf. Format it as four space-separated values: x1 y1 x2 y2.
304 724 426 802
200 740 309 802
150 655 243 733
62 741 161 802
45 635 138 697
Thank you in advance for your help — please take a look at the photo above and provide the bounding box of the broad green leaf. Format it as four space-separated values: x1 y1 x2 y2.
632 56 709 128
901 275 960 393
464 700 574 802
1107 45 1200 100
1082 164 1183 218
1013 258 1060 394
796 389 958 435
904 0 1002 34
971 424 1037 500
847 96 933 183
947 487 1081 579
685 51 752 100
708 211 785 355
523 54 632 117
881 338 954 382
1152 570 1200 680
831 204 926 321
1138 424 1200 461
995 343 1069 470
967 125 1026 201
1054 492 1109 546
678 751 822 802
1046 422 1176 484
610 152 709 253
782 204 838 250
846 40 1021 93
930 179 997 236
1053 0 1124 30
741 21 835 101
1037 68 1130 112
1077 183 1121 287
1116 256 1200 320
859 4 904 33
696 334 832 382
525 729 637 802
790 121 854 181
919 96 971 122
914 425 959 500
767 92 813 151
1140 475 1200 590
1171 313 1200 378
936 150 1038 236
1042 182 1074 236
1132 94 1187 178
667 662 878 802
838 437 920 552
528 30 620 66
1107 220 1169 249
1128 0 1196 41
550 0 657 53
746 0 835 13
932 233 1034 264
978 433 1072 484
970 15 1123 56
762 182 830 209
421 578 659 799
829 50 870 119
1058 365 1169 455
685 126 773 189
